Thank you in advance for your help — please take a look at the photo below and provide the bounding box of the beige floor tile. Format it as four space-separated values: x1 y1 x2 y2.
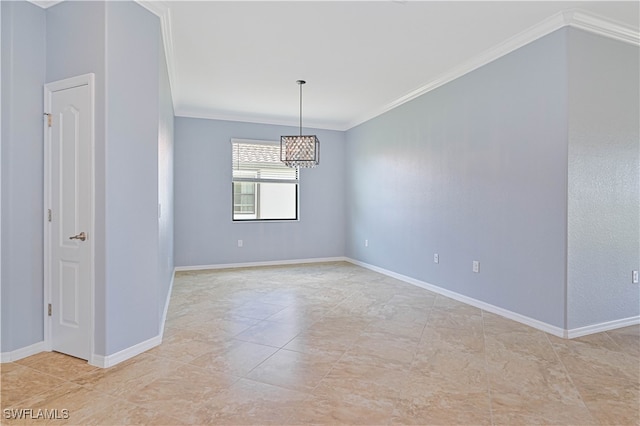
1 364 67 408
227 300 288 320
70 353 183 399
606 324 640 356
349 330 419 364
246 349 336 393
327 351 412 390
146 329 223 363
282 333 350 359
82 399 189 426
14 352 99 381
266 304 329 325
490 390 598 426
234 319 305 347
179 315 258 339
427 305 483 331
189 339 279 376
288 395 394 425
196 378 309 425
549 332 640 383
411 351 488 392
313 375 400 407
9 380 120 426
569 370 640 425
367 318 427 340
125 363 237 423
486 354 584 405
3 262 637 425
484 328 558 364
419 324 485 354
392 389 492 425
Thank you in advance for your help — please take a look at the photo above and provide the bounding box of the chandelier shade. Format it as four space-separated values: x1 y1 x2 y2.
281 80 320 168
280 135 320 168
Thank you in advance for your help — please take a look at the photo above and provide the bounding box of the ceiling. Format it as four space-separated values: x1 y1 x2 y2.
34 1 640 131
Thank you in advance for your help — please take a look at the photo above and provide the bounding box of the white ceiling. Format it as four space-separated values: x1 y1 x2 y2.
35 1 640 130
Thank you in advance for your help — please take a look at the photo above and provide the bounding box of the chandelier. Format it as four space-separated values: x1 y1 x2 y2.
281 80 320 168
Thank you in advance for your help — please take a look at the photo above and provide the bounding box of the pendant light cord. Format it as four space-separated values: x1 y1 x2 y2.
297 80 305 136
299 81 303 136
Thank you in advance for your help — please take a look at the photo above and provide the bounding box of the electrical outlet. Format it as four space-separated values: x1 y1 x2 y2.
237 239 243 248
365 239 369 247
633 270 639 284
434 253 439 264
472 260 480 273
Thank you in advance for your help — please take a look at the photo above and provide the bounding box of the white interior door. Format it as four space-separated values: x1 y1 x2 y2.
45 75 94 361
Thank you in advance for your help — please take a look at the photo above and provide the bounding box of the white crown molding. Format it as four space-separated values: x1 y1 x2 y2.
568 10 640 46
174 108 347 132
24 4 639 132
346 8 640 130
135 1 179 105
27 0 63 9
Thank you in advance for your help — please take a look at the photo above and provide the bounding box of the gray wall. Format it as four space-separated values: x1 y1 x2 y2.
174 118 345 267
567 29 640 328
2 0 174 357
103 1 161 354
0 1 46 352
345 29 569 328
46 0 108 356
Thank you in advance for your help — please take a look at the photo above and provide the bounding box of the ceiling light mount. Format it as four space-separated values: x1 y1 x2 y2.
281 80 320 168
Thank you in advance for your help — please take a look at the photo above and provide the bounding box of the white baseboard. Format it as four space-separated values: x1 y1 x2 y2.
90 269 176 368
175 256 348 272
159 269 175 340
567 316 640 339
0 341 46 363
347 258 569 338
90 334 162 368
174 256 638 339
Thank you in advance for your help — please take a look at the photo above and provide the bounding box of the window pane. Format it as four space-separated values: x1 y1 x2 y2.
258 182 297 219
233 182 256 217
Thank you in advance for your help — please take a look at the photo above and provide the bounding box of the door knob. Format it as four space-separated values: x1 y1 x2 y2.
69 232 87 241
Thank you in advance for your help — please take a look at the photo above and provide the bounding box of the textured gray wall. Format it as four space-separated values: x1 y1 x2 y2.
103 1 161 355
567 29 640 329
46 0 108 356
174 117 346 267
47 1 167 356
0 1 46 352
346 29 569 328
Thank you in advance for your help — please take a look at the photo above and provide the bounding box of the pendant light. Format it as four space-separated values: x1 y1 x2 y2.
280 80 320 168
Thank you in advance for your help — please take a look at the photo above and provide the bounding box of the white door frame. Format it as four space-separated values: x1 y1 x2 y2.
43 73 96 363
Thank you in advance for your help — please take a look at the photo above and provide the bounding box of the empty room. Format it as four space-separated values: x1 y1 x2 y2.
1 0 639 424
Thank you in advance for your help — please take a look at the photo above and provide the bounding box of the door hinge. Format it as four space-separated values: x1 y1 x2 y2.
47 209 52 222
48 303 52 316
44 113 52 127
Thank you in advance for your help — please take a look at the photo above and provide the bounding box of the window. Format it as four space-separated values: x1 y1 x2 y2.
232 139 298 221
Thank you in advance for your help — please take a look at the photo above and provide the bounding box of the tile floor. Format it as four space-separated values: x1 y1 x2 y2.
2 262 639 425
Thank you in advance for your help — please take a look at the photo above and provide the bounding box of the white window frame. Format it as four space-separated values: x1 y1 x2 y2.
231 138 299 222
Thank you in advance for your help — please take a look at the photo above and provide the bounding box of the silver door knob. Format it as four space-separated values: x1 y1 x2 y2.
69 232 87 241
